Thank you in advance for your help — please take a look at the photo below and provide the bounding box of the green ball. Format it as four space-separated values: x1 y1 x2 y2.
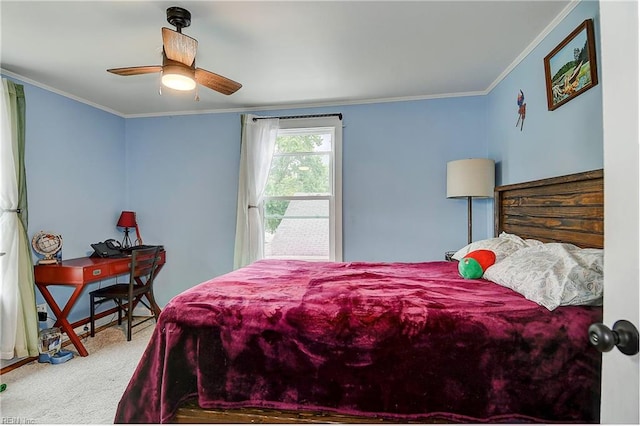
458 257 483 279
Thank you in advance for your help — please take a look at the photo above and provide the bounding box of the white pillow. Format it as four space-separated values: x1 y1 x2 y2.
483 243 603 311
452 232 528 262
524 238 544 247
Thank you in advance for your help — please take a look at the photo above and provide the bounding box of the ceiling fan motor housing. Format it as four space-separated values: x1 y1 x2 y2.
167 7 191 32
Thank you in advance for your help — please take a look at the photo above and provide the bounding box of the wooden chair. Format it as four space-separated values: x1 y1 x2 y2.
89 246 162 341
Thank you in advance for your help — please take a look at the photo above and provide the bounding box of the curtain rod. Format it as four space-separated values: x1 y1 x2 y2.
252 113 342 122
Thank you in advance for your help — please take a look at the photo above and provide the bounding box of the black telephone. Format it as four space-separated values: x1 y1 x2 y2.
91 239 124 258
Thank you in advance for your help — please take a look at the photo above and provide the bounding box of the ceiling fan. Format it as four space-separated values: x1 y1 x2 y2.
107 7 241 95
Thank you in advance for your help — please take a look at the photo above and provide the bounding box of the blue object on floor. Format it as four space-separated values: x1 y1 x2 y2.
38 349 73 364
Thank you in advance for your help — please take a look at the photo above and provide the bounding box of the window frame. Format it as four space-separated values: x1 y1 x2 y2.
263 116 342 261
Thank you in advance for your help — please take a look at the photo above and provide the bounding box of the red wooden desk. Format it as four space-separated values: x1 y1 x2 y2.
34 250 166 356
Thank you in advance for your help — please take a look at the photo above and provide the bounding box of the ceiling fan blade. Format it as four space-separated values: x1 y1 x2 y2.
162 27 197 66
195 68 242 95
107 66 162 76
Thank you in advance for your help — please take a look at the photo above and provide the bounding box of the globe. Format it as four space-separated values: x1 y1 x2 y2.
32 231 63 264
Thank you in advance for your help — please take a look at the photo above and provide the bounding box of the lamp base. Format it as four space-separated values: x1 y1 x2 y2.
121 228 133 249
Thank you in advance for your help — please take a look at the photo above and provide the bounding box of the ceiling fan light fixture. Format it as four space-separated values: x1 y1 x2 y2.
161 64 196 91
108 7 241 96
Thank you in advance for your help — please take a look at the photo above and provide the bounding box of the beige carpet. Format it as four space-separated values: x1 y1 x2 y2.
0 323 155 424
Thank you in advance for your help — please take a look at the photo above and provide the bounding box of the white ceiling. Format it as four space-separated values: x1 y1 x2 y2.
0 1 573 117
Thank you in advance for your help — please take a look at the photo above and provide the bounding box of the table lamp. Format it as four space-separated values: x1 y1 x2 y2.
116 211 137 248
447 158 495 244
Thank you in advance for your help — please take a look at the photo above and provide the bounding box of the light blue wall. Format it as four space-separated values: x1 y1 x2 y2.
126 97 489 305
23 87 126 251
124 114 242 304
487 0 603 185
5 78 127 326
8 0 604 325
337 99 490 262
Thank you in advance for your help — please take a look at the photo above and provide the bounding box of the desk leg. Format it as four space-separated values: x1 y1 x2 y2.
37 284 89 357
149 263 164 318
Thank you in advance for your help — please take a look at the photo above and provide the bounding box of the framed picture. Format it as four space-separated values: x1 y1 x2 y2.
544 19 598 111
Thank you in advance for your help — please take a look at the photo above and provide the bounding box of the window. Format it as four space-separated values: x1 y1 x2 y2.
263 117 342 261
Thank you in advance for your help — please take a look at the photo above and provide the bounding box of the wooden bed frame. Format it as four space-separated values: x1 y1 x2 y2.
172 168 604 424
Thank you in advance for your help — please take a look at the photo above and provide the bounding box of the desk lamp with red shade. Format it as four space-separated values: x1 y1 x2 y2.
116 211 137 249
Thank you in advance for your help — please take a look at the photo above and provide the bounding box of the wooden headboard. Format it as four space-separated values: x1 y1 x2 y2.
494 169 603 249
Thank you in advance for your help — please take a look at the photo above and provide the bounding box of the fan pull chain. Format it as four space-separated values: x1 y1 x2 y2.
194 86 200 102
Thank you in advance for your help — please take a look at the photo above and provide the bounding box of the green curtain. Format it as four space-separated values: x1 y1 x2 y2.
3 80 39 358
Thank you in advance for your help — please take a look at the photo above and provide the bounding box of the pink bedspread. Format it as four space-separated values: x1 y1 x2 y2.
115 260 602 423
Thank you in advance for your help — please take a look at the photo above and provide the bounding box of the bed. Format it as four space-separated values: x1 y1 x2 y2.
115 169 604 424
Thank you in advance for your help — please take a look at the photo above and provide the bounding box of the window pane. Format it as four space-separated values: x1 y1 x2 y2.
264 199 329 260
265 154 330 196
274 132 332 153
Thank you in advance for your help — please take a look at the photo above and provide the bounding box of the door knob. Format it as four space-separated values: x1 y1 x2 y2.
588 320 639 356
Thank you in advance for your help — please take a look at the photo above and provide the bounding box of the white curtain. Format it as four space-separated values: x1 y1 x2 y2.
0 78 39 359
233 114 279 269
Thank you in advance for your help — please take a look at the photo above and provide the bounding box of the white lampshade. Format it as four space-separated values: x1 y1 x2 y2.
447 158 495 198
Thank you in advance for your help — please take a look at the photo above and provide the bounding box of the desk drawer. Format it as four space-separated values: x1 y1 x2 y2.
110 259 132 276
111 250 165 276
84 265 110 282
35 263 111 285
